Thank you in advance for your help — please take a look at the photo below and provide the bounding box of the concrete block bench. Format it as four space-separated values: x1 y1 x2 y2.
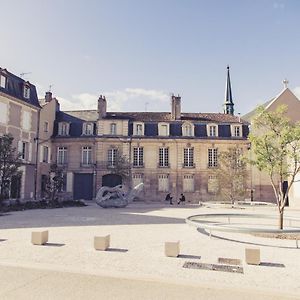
31 230 48 245
245 248 260 265
94 235 110 251
165 241 180 257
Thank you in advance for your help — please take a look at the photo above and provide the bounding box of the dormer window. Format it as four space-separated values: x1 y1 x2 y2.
82 122 94 135
23 84 30 99
232 125 242 137
0 74 6 88
110 123 117 135
207 124 218 137
58 122 70 136
182 122 194 136
133 122 144 136
158 123 169 136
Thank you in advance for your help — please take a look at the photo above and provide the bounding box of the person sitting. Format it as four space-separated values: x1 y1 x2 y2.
178 193 186 205
165 193 173 205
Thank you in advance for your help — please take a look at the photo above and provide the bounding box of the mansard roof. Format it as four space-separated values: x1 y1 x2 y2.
0 67 40 108
62 110 248 124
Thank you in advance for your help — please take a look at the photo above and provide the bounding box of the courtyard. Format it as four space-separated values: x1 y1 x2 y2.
0 202 300 299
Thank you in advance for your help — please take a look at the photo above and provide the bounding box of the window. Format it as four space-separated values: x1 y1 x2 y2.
108 148 117 167
158 123 169 136
44 122 49 132
182 123 193 136
233 125 241 137
21 142 27 160
183 148 194 167
159 147 169 167
0 102 7 124
208 125 217 137
58 122 69 136
43 146 49 163
110 123 117 135
136 124 143 135
22 111 31 131
57 147 67 165
208 175 219 193
133 147 144 167
83 123 94 135
82 146 92 165
158 174 169 192
208 148 218 168
132 173 143 188
23 85 30 99
0 74 6 88
183 174 194 192
59 173 67 192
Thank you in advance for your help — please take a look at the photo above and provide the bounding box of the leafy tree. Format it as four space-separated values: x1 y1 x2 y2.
110 150 131 182
45 164 65 202
214 147 248 205
0 134 21 201
249 105 300 229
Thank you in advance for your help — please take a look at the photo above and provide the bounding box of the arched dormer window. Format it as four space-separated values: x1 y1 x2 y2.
23 82 31 99
182 122 194 137
133 122 144 136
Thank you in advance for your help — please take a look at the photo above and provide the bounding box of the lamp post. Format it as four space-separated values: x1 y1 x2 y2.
247 142 253 201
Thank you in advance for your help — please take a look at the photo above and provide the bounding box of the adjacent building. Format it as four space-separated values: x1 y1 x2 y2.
0 67 40 199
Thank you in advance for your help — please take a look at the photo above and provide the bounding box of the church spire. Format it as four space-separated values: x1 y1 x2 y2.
223 65 234 115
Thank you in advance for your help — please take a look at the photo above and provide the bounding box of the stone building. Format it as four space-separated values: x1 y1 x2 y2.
0 67 40 199
50 66 250 202
243 81 300 207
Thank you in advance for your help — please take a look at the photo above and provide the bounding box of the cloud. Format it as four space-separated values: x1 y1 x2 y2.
57 88 170 112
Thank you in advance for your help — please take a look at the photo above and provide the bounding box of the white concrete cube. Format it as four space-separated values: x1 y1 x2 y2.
165 241 180 257
245 248 260 265
31 230 48 245
94 235 110 251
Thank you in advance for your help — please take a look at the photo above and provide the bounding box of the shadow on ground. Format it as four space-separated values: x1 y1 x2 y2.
0 202 200 229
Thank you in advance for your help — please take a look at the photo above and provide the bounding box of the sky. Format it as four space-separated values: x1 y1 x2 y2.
1 0 300 115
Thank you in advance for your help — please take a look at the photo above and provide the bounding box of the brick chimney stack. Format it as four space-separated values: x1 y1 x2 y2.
98 95 107 119
171 94 181 120
45 91 52 102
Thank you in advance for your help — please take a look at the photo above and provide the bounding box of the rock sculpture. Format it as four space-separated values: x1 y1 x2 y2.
96 183 143 208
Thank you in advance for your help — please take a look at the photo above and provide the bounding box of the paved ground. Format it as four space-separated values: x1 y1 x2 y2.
0 202 300 299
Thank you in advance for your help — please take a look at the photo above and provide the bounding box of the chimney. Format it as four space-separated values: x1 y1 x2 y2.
171 94 181 120
98 95 107 119
45 91 52 102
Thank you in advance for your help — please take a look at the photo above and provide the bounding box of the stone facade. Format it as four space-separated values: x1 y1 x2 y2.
0 67 40 200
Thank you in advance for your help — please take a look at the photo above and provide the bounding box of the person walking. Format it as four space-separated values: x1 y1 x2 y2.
165 193 173 205
178 193 186 205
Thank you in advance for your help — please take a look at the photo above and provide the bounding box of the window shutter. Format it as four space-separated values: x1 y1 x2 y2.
18 141 22 154
28 143 32 162
40 145 43 162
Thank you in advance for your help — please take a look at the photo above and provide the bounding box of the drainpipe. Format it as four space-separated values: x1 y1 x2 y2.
33 107 41 200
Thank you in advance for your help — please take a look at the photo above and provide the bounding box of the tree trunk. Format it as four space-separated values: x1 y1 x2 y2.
279 210 284 230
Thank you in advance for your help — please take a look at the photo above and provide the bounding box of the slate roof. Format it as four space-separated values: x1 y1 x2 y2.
0 67 40 108
62 110 248 124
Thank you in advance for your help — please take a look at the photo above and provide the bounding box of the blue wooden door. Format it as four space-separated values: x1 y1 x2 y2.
73 173 93 200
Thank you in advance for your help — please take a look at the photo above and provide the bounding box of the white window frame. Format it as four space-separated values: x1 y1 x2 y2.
133 122 144 136
207 124 218 137
0 74 7 88
133 147 144 167
110 123 117 135
158 123 169 136
58 122 69 136
23 85 30 99
82 146 92 165
57 146 67 165
159 147 169 167
132 173 144 188
183 174 194 192
82 122 94 135
231 124 242 137
182 122 194 137
183 148 194 167
108 148 117 167
158 174 169 192
208 174 219 193
208 148 218 168
43 146 49 163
